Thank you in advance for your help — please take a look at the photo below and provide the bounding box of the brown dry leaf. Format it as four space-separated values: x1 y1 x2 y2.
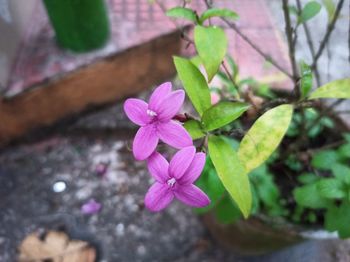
18 230 96 262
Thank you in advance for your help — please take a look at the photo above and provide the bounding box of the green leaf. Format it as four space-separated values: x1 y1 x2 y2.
300 61 313 98
194 26 227 82
288 5 299 16
331 164 350 185
199 8 239 24
238 104 294 173
337 143 350 159
322 0 336 22
297 173 320 184
166 7 197 23
293 183 330 208
202 101 249 131
173 56 211 115
184 120 206 140
325 202 350 238
208 135 252 218
311 150 339 170
215 194 241 224
298 1 322 24
317 178 346 199
309 78 350 99
195 156 226 214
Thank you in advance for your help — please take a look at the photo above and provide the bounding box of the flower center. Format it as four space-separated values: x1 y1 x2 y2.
147 109 157 117
167 178 176 188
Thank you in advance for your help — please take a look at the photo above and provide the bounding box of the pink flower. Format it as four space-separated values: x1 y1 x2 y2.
81 199 102 215
124 82 192 160
144 146 210 212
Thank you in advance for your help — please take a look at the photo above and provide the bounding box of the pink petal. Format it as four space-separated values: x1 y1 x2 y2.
148 82 172 110
144 182 174 212
157 120 193 149
147 152 170 183
178 152 206 185
133 125 159 160
154 90 185 121
169 146 195 179
124 98 151 126
174 184 210 208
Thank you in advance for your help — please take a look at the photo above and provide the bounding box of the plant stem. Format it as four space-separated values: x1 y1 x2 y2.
221 61 240 99
295 0 321 86
202 0 293 79
282 0 300 97
310 0 345 71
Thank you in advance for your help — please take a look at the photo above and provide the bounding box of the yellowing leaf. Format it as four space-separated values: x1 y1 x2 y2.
238 104 293 173
309 78 350 99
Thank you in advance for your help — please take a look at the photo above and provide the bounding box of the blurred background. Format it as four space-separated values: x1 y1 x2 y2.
0 0 349 261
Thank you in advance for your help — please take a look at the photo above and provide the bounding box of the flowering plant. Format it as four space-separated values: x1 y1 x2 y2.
125 0 350 239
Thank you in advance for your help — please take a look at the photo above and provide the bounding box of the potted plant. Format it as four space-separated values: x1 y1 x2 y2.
124 0 350 255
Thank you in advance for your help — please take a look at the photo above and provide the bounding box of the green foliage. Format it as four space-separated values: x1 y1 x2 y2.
166 7 197 22
325 202 350 238
249 165 287 216
199 8 239 24
208 135 252 218
195 156 226 214
287 109 334 138
298 1 322 24
331 164 350 185
293 183 330 208
300 61 313 98
184 120 206 140
215 194 242 224
194 26 227 82
317 178 346 199
297 173 320 184
309 78 350 99
173 56 211 115
238 104 294 173
311 150 339 170
202 102 249 131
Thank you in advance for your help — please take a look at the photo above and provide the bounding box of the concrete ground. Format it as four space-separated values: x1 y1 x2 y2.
0 0 350 261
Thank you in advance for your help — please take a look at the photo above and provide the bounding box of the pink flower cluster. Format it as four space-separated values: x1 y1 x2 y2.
124 82 210 212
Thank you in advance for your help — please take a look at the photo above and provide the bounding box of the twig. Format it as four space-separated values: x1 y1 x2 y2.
222 18 294 80
311 0 345 70
295 0 321 86
202 0 293 79
221 61 240 99
282 0 300 97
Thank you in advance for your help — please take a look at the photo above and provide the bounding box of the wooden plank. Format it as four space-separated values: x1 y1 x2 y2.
0 31 181 145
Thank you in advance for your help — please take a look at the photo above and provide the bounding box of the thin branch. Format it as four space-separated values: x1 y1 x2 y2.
202 0 293 79
311 0 345 70
222 18 294 80
282 0 300 97
221 61 240 99
295 0 321 86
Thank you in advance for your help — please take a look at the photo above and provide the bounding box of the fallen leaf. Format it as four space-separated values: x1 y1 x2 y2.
18 230 96 262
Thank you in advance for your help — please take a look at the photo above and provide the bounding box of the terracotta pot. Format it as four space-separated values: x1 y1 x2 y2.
201 212 338 256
